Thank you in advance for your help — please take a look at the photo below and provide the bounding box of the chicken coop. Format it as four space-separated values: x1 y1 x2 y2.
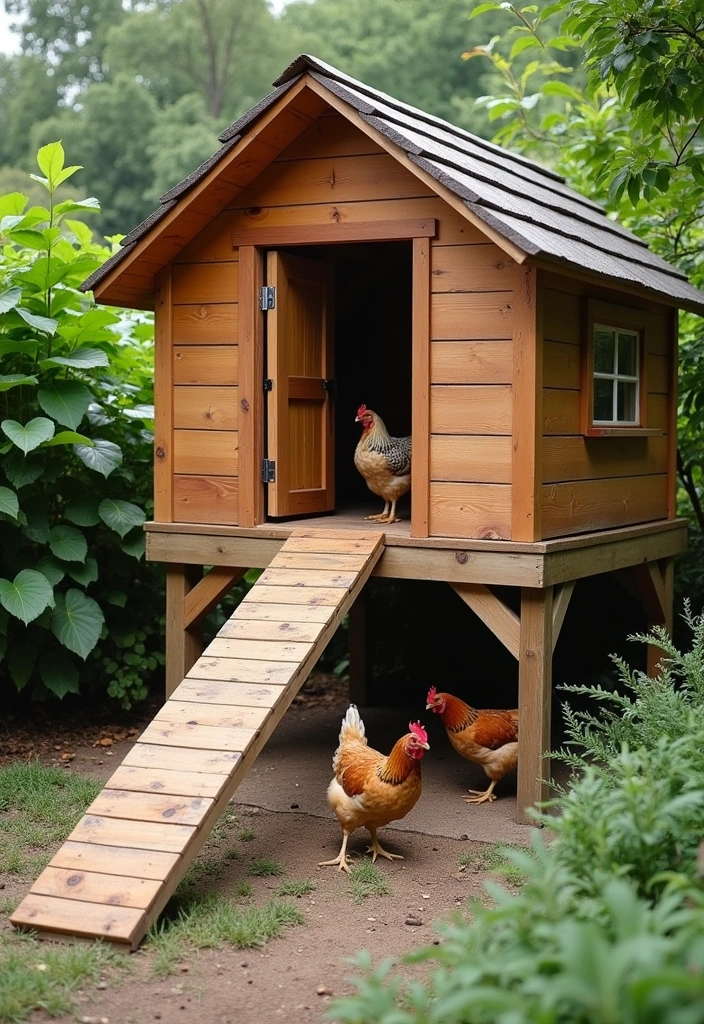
12 54 704 949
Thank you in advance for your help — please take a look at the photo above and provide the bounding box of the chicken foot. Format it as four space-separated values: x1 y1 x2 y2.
463 779 498 804
318 831 354 873
367 829 404 864
364 500 401 524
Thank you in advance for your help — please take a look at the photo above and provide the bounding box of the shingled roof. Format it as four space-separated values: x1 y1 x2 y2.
83 53 704 314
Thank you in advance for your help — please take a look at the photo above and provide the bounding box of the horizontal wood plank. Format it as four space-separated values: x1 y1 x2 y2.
173 386 239 430
173 475 238 525
429 481 512 539
10 894 145 944
544 339 581 390
431 340 512 384
217 617 323 642
137 721 257 752
241 584 348 606
31 866 162 909
231 601 333 623
87 789 213 826
155 700 270 730
185 655 297 683
430 434 513 483
542 288 581 344
173 262 238 304
49 841 180 880
106 765 228 799
542 434 668 483
431 292 513 340
68 815 196 853
542 474 669 537
173 345 238 384
277 113 386 160
173 304 239 344
171 678 287 707
206 637 313 662
543 389 668 436
256 566 359 588
173 429 239 476
431 244 514 293
267 551 369 571
430 385 512 434
122 743 242 775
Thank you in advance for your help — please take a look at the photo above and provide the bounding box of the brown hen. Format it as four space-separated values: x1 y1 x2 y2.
354 404 411 523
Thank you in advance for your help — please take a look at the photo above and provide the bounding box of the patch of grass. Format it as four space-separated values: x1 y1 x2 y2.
209 808 237 842
275 878 316 898
223 845 240 861
146 894 303 975
0 932 120 1022
234 881 253 900
348 861 391 904
0 897 18 916
0 762 100 875
237 828 256 842
247 858 285 877
459 843 526 885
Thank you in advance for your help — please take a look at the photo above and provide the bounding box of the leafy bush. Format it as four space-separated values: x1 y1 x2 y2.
330 616 704 1024
0 142 163 705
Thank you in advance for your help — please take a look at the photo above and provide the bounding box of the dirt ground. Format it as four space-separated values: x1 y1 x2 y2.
1 681 533 1024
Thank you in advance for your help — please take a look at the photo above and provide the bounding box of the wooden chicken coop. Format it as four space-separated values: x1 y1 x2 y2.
11 54 704 948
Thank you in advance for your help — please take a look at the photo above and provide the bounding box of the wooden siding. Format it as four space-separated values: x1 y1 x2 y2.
539 272 674 538
171 258 239 524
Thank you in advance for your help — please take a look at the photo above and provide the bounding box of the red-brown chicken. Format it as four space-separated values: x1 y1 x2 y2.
354 404 411 523
319 706 429 873
426 687 518 804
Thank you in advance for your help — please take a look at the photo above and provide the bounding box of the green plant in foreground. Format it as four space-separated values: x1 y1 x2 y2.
0 142 162 706
459 844 525 886
276 878 316 897
237 827 256 842
0 933 120 1024
247 858 285 877
348 861 391 904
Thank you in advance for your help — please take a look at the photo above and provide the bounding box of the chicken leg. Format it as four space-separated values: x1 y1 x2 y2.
463 780 498 804
319 831 354 873
367 828 403 864
364 502 390 522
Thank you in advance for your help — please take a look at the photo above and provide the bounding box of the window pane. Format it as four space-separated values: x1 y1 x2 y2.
594 328 615 373
593 377 613 421
617 332 637 376
617 381 638 422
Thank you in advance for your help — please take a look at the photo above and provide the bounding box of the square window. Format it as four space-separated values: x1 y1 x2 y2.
587 320 643 430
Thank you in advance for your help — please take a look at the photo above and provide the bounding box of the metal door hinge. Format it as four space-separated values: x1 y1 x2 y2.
260 286 275 311
263 378 273 391
322 378 336 395
261 458 276 483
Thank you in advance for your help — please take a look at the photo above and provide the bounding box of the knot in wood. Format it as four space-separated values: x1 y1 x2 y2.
67 874 82 887
526 648 535 659
455 551 468 564
155 446 165 459
240 398 250 412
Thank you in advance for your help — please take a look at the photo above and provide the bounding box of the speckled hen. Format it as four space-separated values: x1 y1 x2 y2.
354 404 411 523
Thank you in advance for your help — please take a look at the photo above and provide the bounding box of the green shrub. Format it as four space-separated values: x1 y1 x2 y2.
0 142 163 705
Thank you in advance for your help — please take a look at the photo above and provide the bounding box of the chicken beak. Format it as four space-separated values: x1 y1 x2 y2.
425 703 433 711
354 415 360 422
421 741 430 750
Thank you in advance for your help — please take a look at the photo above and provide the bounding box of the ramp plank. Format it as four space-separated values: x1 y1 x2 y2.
12 528 385 949
49 842 179 880
32 866 162 909
87 789 213 826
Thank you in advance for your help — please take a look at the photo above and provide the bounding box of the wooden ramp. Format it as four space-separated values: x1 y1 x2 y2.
11 529 385 949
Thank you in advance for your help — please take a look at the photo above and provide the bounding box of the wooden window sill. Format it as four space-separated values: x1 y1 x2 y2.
583 427 663 438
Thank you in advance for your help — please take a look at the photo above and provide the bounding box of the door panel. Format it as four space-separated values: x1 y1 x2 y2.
266 251 334 517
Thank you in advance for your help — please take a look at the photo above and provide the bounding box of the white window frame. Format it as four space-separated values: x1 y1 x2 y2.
592 323 640 426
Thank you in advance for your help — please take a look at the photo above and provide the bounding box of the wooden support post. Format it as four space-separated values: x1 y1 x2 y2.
517 586 553 823
348 587 370 705
638 557 674 677
551 580 575 652
165 564 203 698
411 235 431 539
183 567 247 628
450 582 520 659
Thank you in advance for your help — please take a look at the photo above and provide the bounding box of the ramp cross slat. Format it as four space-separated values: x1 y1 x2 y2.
11 529 385 949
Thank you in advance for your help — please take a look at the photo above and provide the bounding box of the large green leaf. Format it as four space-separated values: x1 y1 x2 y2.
37 381 93 430
74 438 122 477
7 643 38 692
66 556 98 586
1 416 55 454
39 652 80 698
99 498 146 539
0 286 22 313
64 495 101 527
3 452 43 489
121 533 146 560
43 346 109 369
50 589 104 659
0 569 55 624
42 431 93 447
49 525 87 563
22 496 50 543
16 307 58 334
35 555 66 586
0 486 19 519
0 374 38 391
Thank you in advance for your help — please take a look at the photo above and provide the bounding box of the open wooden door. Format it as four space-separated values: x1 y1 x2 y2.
265 251 335 517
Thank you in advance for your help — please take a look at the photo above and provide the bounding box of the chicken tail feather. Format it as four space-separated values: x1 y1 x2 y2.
338 704 367 746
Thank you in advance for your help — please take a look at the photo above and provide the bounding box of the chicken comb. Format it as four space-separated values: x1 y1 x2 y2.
409 721 428 744
427 686 438 703
356 403 368 418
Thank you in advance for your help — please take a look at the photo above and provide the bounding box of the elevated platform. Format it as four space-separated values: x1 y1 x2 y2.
11 529 385 949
